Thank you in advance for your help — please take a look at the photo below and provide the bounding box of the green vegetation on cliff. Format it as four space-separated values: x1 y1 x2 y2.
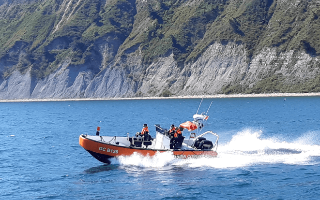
0 0 319 94
222 74 320 94
0 0 137 78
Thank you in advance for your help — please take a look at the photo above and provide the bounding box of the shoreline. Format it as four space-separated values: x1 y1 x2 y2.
1 92 320 103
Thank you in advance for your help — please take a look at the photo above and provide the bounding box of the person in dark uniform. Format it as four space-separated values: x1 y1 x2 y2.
139 124 152 141
171 127 184 149
168 124 176 137
174 127 182 138
141 124 149 136
96 126 100 136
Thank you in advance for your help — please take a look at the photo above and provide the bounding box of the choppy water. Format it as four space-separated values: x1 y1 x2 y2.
1 97 320 199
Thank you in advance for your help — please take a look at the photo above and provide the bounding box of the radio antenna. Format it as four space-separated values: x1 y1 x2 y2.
196 98 203 114
206 101 213 115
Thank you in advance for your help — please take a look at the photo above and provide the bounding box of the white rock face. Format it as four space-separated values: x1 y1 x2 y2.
177 42 248 95
0 41 319 99
0 69 33 99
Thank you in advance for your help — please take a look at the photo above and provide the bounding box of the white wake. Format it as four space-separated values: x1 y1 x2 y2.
115 129 320 169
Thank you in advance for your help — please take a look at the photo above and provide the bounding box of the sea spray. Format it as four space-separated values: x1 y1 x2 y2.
116 129 320 169
117 151 175 168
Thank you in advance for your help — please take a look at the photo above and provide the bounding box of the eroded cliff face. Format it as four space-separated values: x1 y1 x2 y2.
0 0 320 99
0 41 319 99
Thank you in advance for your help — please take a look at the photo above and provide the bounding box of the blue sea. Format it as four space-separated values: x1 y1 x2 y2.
1 97 320 199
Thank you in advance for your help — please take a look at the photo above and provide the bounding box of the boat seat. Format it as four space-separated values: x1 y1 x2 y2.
128 137 134 146
143 141 152 148
133 137 142 147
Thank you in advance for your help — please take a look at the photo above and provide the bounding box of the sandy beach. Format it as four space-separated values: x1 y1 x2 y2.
1 92 320 103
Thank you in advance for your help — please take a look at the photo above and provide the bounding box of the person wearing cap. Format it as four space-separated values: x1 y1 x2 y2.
139 123 153 142
141 124 149 136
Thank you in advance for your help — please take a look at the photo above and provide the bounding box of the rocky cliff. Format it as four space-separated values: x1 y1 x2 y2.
0 0 320 99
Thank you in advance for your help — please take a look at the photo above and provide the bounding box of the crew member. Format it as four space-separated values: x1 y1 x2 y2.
140 124 152 141
171 127 184 149
168 124 176 137
96 126 100 136
174 127 183 138
141 124 149 135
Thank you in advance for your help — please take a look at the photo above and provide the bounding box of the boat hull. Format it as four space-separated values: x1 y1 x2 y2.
79 135 217 163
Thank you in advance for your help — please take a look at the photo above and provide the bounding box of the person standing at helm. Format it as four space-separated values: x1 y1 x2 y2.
140 123 152 141
141 124 149 136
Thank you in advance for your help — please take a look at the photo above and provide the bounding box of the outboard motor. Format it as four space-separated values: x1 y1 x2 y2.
193 137 214 150
198 140 213 150
193 137 206 149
